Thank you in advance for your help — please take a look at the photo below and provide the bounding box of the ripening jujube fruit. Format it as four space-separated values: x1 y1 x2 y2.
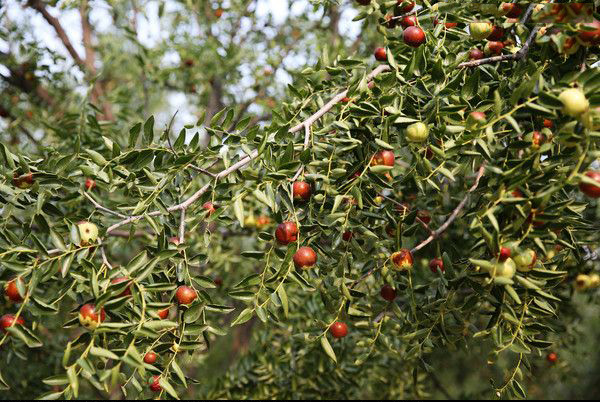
292 181 312 202
157 307 170 319
374 47 387 61
293 246 318 270
111 277 132 297
400 15 418 29
175 285 197 305
150 375 162 392
144 352 158 364
78 303 106 331
275 222 298 245
380 285 397 301
469 48 484 60
371 150 395 167
391 249 414 271
330 322 348 339
429 258 444 274
0 314 25 333
202 201 217 215
4 278 24 303
12 172 34 189
403 26 426 47
579 171 600 198
85 178 96 190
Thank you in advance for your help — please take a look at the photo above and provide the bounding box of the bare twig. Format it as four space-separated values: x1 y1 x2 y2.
91 65 392 234
458 26 541 68
83 192 128 219
411 164 486 254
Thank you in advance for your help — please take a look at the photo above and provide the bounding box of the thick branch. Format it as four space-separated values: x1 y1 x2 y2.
28 0 86 68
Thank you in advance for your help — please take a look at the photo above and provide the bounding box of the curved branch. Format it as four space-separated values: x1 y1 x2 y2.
86 65 391 233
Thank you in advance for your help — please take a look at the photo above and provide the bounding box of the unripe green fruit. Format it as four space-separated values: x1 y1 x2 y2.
558 88 589 117
514 249 537 272
405 122 429 143
470 22 493 40
77 221 99 246
491 258 516 279
579 106 600 130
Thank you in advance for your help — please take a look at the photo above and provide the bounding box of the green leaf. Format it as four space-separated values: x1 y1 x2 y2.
90 346 119 360
143 115 155 144
230 308 254 327
320 336 337 363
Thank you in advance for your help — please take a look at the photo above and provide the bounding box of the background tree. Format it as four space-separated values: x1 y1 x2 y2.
1 0 600 400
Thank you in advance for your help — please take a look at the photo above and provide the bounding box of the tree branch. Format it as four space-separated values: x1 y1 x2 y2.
89 65 392 234
411 163 486 254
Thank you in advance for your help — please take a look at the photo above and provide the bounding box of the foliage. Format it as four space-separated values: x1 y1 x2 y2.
1 0 600 400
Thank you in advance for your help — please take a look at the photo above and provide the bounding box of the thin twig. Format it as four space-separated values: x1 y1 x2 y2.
411 164 486 254
83 192 128 218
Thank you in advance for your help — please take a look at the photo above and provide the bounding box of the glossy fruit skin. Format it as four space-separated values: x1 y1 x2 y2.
417 210 431 224
559 88 589 117
203 202 217 215
293 246 317 270
214 8 223 18
374 47 387 61
579 171 600 198
371 150 395 167
169 237 181 246
111 277 132 297
391 249 414 271
575 274 591 291
492 258 516 279
531 131 545 148
4 278 24 302
12 172 34 189
77 221 99 246
406 122 429 143
400 15 418 29
144 352 158 364
403 26 426 47
543 119 553 129
380 285 397 302
157 308 170 319
503 3 522 18
342 231 353 241
175 285 197 305
429 258 444 274
547 352 558 363
484 41 504 56
150 376 162 392
79 304 106 331
293 181 312 202
470 22 493 40
396 1 415 14
514 249 537 272
85 179 96 190
578 19 600 46
1 314 25 333
498 247 511 262
330 322 348 339
275 222 298 245
469 48 484 60
487 26 505 41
